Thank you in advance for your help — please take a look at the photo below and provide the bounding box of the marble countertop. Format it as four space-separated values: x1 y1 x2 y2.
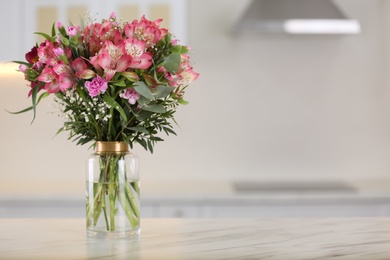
0 218 390 259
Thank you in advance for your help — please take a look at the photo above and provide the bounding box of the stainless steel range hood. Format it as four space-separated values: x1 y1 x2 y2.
233 0 361 34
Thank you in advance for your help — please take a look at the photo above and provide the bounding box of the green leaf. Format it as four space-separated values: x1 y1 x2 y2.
26 69 40 81
51 23 56 37
133 110 152 121
163 127 177 135
163 53 181 73
79 16 85 31
178 99 189 105
30 84 41 123
126 126 149 134
134 81 155 100
147 140 154 154
75 85 88 102
12 61 31 67
34 32 52 40
137 138 148 151
70 36 78 45
58 26 67 38
103 95 128 122
136 96 150 106
153 85 175 99
111 80 127 87
172 45 188 54
61 36 70 46
142 103 166 113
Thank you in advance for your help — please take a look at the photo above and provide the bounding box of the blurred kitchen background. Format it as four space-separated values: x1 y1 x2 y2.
1 0 390 218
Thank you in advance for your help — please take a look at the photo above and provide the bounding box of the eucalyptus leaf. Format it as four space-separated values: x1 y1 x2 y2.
136 96 150 106
163 53 180 73
142 104 166 113
134 81 154 100
153 85 175 99
133 110 152 121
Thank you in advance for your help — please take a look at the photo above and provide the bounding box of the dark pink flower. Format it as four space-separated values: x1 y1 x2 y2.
67 26 77 36
85 75 108 97
25 46 39 64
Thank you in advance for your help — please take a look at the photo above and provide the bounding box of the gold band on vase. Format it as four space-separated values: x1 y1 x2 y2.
95 141 129 154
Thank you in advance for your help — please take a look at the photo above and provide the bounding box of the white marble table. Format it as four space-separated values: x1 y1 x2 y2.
0 218 390 259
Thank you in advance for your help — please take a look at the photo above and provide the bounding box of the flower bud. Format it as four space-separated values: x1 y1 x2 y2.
76 69 96 79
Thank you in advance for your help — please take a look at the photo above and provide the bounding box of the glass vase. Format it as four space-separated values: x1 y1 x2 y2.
86 141 140 238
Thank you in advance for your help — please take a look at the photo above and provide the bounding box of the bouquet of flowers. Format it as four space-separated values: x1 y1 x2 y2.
15 12 198 151
13 12 198 236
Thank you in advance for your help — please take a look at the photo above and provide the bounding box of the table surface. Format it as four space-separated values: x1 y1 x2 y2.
0 218 390 260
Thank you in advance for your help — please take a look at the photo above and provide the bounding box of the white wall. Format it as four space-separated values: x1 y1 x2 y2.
1 0 390 199
177 0 390 182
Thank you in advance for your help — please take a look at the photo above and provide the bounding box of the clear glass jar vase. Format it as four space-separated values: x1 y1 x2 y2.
86 141 140 238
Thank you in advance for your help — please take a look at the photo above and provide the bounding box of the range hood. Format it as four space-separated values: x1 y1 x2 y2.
233 0 361 34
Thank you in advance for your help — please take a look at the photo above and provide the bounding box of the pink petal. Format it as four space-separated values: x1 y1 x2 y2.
104 69 116 81
37 68 56 82
98 51 112 70
115 55 132 72
72 58 88 71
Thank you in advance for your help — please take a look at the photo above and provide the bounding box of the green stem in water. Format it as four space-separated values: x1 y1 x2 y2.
101 184 110 231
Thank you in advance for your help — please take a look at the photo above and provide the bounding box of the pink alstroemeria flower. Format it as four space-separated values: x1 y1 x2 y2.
73 58 95 79
124 15 167 48
159 54 199 87
37 62 74 93
85 75 108 97
123 38 152 69
90 41 132 81
176 68 200 86
37 67 61 93
53 47 64 57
